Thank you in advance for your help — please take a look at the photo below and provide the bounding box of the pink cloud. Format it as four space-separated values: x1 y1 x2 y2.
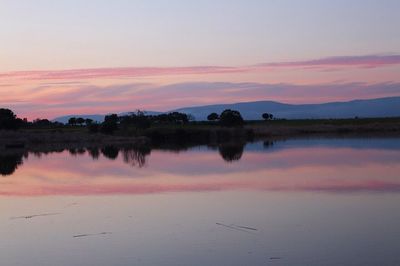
2 81 400 120
2 146 400 196
0 54 399 81
1 54 400 119
258 54 400 69
0 66 243 80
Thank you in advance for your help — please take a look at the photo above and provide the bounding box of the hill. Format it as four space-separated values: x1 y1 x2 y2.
53 96 400 123
173 96 400 120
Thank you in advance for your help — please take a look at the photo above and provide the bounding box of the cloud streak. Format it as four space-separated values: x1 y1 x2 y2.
1 54 399 81
0 66 243 80
1 54 400 119
258 54 400 69
2 81 399 119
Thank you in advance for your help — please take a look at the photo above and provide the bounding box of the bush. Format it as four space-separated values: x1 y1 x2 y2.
100 114 119 134
219 109 244 127
0 108 20 130
262 113 273 120
207 112 219 121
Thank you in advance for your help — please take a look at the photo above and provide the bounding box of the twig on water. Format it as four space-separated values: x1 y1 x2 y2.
10 213 61 220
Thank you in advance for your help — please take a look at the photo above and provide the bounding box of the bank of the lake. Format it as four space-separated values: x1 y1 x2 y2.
1 117 400 153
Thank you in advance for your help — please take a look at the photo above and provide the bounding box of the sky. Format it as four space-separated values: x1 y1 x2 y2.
1 0 400 119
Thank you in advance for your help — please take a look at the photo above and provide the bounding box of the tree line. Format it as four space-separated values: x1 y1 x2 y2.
0 108 275 132
206 110 274 125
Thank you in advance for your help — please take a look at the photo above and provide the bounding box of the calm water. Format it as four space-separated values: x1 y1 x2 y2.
1 138 400 266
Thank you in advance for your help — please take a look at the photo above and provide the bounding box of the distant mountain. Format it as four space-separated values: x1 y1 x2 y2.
173 96 400 120
53 111 162 124
53 114 105 124
53 96 400 123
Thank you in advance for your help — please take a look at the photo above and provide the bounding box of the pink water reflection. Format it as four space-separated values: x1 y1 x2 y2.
1 141 400 196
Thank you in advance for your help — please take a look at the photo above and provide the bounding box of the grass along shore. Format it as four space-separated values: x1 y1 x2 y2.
1 117 400 152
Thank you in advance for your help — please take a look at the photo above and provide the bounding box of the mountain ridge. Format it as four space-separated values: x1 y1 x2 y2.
53 96 400 123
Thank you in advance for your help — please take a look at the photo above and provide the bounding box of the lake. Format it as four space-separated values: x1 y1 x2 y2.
1 137 400 266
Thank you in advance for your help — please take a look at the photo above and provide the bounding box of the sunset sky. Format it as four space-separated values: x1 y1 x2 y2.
1 0 400 119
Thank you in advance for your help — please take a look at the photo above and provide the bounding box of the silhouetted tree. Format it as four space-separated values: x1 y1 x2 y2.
262 113 273 120
207 112 219 121
0 108 20 130
68 117 77 126
169 112 189 124
105 114 119 123
101 114 119 134
32 118 52 127
219 109 244 127
120 111 151 129
76 117 85 126
85 118 94 125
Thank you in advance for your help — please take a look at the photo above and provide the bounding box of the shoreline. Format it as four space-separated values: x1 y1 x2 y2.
1 118 400 153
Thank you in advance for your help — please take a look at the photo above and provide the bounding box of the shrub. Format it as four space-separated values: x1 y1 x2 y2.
219 109 244 127
262 113 273 120
0 108 20 130
207 112 219 121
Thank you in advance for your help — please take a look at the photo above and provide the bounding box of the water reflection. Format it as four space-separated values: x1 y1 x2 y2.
1 138 400 196
87 147 100 160
0 153 25 176
218 143 244 162
263 140 274 148
68 148 86 156
0 142 252 176
101 146 119 160
2 138 400 266
122 146 151 167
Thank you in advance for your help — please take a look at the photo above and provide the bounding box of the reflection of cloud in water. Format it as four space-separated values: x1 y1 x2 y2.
1 138 400 195
3 176 400 196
